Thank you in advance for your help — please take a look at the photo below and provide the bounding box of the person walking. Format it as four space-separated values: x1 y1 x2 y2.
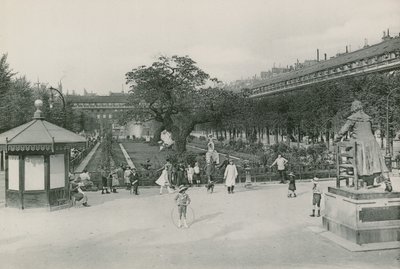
175 185 191 228
224 159 238 194
310 177 322 217
270 154 288 183
287 172 297 198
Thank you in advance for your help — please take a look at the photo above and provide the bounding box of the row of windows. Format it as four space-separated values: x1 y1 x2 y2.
252 51 400 96
73 103 126 107
97 114 113 119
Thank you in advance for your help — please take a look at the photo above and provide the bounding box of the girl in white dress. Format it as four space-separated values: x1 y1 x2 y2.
155 167 173 194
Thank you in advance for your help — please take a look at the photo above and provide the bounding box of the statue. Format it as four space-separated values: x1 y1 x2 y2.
335 100 390 189
159 129 175 151
205 134 219 165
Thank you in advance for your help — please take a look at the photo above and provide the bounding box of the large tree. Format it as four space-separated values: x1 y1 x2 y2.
125 55 239 153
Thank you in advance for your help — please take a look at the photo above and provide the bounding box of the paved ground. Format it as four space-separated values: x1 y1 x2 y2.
0 176 398 269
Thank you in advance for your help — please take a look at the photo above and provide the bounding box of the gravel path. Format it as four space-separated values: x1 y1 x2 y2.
0 180 398 269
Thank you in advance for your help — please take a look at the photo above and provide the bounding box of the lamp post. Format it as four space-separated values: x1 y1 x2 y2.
385 86 400 170
49 86 66 127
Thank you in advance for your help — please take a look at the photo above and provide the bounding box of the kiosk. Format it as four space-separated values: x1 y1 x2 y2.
0 100 87 210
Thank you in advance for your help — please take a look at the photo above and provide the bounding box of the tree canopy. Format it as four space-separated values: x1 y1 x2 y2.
125 55 241 153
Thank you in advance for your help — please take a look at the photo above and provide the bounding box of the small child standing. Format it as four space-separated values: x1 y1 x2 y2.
187 164 194 187
175 185 191 228
194 162 201 187
287 172 296 198
310 177 322 217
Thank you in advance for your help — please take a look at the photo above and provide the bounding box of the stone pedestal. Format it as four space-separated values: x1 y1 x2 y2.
323 187 400 245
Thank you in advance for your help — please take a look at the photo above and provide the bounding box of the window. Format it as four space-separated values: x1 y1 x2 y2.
8 155 19 190
25 156 45 190
50 154 65 189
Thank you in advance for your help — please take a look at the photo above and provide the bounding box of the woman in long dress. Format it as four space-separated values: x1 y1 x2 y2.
335 100 389 186
224 160 238 194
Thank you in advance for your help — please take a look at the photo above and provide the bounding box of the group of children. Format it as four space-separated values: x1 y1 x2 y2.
99 165 140 195
286 172 322 217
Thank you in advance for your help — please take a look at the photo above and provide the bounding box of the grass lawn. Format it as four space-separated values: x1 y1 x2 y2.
82 142 126 186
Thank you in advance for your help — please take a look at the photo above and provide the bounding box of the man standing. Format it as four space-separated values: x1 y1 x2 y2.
224 160 238 194
270 154 288 184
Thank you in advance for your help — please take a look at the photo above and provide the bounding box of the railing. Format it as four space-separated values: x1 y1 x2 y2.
74 163 336 188
69 141 97 172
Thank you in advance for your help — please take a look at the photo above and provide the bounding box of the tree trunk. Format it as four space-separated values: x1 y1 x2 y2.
326 130 330 150
152 123 166 145
297 125 301 148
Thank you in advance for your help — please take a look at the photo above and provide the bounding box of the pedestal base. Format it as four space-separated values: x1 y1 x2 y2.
323 187 400 245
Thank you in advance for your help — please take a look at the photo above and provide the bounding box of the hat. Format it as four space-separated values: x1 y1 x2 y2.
288 172 295 177
312 177 319 183
178 185 188 193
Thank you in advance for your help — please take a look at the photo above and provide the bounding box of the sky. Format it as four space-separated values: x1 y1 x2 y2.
1 0 399 95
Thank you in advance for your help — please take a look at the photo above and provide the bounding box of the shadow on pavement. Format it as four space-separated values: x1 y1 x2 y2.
191 212 223 226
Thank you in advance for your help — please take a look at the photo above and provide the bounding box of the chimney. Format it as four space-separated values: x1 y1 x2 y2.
364 38 368 47
317 49 320 62
346 46 348 53
387 28 390 37
324 53 327 61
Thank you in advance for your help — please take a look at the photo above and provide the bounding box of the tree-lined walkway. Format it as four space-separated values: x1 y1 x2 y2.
74 142 100 172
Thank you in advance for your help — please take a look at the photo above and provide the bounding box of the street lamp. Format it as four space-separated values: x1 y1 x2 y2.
49 86 66 127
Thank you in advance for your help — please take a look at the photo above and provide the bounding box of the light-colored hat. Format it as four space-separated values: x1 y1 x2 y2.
312 177 319 183
178 185 188 193
288 172 295 177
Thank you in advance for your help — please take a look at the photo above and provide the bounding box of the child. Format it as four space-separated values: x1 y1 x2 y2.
124 166 133 190
310 177 322 217
100 165 110 194
186 164 194 187
205 162 216 193
130 168 140 195
287 172 296 198
175 185 191 228
110 169 119 193
155 166 173 194
194 162 201 187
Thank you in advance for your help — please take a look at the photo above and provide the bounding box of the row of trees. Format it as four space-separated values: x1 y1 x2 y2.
2 52 399 157
214 73 400 149
125 55 400 155
0 54 95 134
